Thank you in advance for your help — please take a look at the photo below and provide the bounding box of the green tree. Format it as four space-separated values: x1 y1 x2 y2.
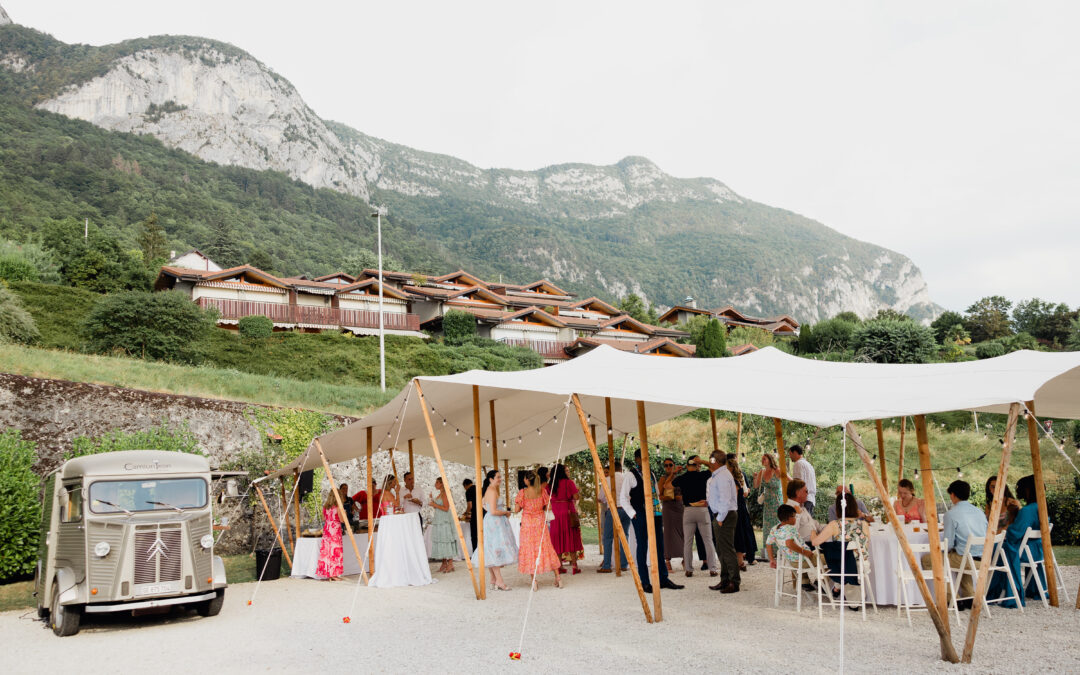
0 253 39 282
0 430 41 580
872 308 912 322
964 296 1013 343
442 309 477 344
238 314 274 339
832 311 862 324
82 290 217 362
340 249 405 276
930 310 965 343
696 318 727 357
678 314 712 345
1066 316 1080 351
204 220 243 269
1012 298 1054 338
618 293 658 324
727 325 775 348
812 317 858 353
0 285 40 344
797 322 815 354
850 319 936 364
136 212 168 267
246 249 275 273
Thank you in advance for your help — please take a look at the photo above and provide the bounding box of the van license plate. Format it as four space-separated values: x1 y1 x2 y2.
136 582 181 596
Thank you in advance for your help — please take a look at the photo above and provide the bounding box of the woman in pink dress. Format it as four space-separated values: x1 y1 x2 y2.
316 488 344 580
547 464 583 574
514 470 562 589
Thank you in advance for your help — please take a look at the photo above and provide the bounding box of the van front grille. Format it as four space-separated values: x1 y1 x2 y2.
133 525 184 585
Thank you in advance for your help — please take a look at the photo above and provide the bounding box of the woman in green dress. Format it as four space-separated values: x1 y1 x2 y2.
754 452 783 535
429 477 460 572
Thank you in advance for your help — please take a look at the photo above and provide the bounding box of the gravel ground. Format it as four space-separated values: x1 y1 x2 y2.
3 545 1077 674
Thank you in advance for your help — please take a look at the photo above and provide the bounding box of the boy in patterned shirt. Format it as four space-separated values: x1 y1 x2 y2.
766 504 814 569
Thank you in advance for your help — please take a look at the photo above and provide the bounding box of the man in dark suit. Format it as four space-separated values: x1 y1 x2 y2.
629 448 684 593
462 479 478 551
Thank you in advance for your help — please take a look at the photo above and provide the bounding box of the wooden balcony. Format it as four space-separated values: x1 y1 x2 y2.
197 297 421 332
497 337 573 358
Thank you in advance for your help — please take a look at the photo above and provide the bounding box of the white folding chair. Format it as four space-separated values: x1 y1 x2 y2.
951 536 991 619
813 541 877 619
774 551 814 613
984 531 1023 613
1019 524 1071 608
896 539 960 627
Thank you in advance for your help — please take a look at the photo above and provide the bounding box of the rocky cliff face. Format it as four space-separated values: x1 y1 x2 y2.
28 37 940 322
0 5 11 27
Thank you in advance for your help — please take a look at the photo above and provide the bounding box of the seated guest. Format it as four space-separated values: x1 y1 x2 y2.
350 488 369 524
784 479 821 590
988 475 1051 608
765 504 815 571
920 480 986 609
812 492 871 603
827 485 874 523
893 478 926 523
984 476 1021 533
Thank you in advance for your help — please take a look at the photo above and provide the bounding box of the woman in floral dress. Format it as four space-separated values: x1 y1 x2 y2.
548 464 583 574
316 488 344 580
812 492 871 599
429 477 460 573
471 469 518 590
514 470 562 589
754 453 783 535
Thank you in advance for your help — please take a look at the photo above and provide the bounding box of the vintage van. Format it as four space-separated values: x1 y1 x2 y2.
35 450 227 636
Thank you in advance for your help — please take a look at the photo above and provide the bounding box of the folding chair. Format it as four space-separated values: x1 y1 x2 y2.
1019 524 1071 609
817 542 877 620
896 539 960 627
774 551 814 613
951 536 991 619
984 531 1023 613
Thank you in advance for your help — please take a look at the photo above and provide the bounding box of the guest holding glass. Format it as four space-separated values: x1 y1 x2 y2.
657 457 684 573
893 478 926 523
471 469 518 591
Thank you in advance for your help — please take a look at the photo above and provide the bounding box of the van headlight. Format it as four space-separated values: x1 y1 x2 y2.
200 534 214 549
94 541 111 557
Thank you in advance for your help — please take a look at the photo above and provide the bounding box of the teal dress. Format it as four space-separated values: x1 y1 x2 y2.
471 498 519 568
760 474 783 533
429 495 460 560
988 502 1047 608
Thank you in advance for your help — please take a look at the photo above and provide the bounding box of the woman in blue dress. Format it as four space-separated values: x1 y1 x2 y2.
988 474 1049 608
471 469 519 591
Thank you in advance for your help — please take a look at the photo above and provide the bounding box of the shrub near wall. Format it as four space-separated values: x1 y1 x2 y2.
0 430 42 582
238 315 273 339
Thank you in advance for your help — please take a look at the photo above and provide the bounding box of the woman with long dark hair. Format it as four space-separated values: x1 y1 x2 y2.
548 463 583 574
984 475 1021 532
471 469 518 590
727 454 757 570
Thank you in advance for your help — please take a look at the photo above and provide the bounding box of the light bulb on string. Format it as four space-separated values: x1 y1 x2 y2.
537 428 542 436
913 468 919 479
454 429 459 436
956 468 963 478
485 440 490 447
442 419 447 426
518 436 523 444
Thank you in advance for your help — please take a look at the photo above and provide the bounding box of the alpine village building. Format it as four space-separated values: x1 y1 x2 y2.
155 251 799 365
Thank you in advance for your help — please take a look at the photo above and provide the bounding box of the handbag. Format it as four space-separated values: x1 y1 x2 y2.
545 508 555 522
568 510 581 529
757 493 765 505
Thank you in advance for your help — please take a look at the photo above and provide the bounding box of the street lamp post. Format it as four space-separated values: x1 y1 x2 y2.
371 205 387 391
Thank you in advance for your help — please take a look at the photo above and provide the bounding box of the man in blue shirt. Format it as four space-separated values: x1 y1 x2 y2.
706 450 740 593
921 480 987 609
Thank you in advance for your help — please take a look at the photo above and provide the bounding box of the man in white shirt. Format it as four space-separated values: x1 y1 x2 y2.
598 461 635 572
784 478 822 590
399 472 425 527
789 445 817 513
706 450 740 593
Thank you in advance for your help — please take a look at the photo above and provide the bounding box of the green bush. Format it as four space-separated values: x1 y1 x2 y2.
850 319 937 364
0 285 40 344
0 429 41 581
696 318 726 357
442 310 477 344
8 281 98 350
0 240 62 284
811 317 858 353
0 254 39 283
67 420 203 459
82 290 216 362
1046 485 1080 545
975 341 1006 360
238 314 273 339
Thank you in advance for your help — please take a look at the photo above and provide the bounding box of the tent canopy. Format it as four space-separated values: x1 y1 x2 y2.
263 346 1080 480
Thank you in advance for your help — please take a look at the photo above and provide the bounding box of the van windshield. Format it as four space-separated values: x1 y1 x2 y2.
89 478 208 514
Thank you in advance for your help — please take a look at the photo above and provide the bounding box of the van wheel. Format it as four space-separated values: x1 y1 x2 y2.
50 581 81 636
196 589 225 617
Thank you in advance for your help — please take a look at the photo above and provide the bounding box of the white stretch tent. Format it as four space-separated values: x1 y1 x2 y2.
267 345 1080 478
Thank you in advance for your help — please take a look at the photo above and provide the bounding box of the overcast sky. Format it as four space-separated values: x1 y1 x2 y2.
6 0 1078 312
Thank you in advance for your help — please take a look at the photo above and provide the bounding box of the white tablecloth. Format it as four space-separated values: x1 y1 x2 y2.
368 513 433 588
291 534 369 579
867 524 945 606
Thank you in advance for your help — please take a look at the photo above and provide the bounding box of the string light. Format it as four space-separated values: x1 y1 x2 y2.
518 436 523 444
956 468 963 478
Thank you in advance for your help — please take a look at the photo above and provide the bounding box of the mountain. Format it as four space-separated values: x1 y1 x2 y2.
0 19 942 322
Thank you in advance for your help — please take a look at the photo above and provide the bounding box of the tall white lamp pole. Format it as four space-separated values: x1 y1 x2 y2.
371 205 387 391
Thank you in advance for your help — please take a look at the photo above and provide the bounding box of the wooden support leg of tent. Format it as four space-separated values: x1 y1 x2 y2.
414 382 480 599
875 419 888 488
773 418 789 497
710 410 720 454
292 469 301 547
606 397 622 577
315 440 369 583
472 385 486 600
962 403 1021 663
408 439 414 476
1025 401 1059 606
365 427 375 574
845 423 959 663
254 485 293 569
637 400 663 622
278 478 294 555
574 394 652 623
592 424 603 556
898 417 907 491
503 459 510 512
736 412 743 457
491 400 504 507
914 415 950 638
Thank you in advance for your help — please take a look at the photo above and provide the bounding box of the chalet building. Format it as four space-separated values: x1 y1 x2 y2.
657 304 800 337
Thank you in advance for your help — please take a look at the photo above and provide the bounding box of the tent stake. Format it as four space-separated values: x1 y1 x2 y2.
914 415 950 637
1026 401 1059 606
415 381 481 599
606 397 622 577
472 385 486 600
962 403 1021 662
845 422 959 663
254 484 293 569
773 418 789 497
875 419 888 487
366 427 375 574
637 400 663 621
315 440 369 583
573 394 652 623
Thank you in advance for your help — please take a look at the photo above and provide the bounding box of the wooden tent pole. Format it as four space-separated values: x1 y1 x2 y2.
254 485 293 569
408 439 414 475
709 409 720 454
503 459 510 510
898 417 907 491
606 397 621 577
845 423 959 663
875 419 888 487
490 399 499 487
1025 401 1059 606
472 386 486 600
637 400 663 621
292 469 301 546
914 415 949 636
365 427 374 574
592 424 603 555
278 477 294 554
736 412 743 457
961 403 1021 662
315 440 369 583
414 381 481 599
773 418 789 497
573 394 652 622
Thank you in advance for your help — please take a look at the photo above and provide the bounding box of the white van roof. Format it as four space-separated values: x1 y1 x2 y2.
59 450 210 480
